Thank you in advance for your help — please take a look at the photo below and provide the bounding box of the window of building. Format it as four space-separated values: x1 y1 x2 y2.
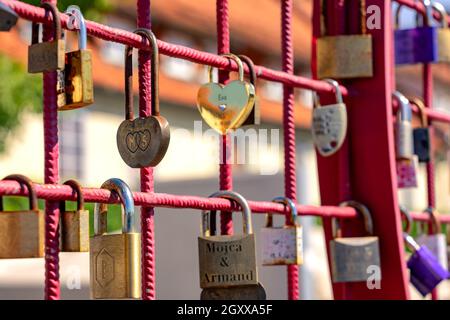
59 112 85 180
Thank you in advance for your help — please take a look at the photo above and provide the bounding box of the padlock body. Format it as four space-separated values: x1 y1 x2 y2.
329 236 381 283
316 35 373 79
0 210 44 258
416 234 448 270
59 49 94 110
198 234 258 289
201 283 266 300
28 40 65 73
395 119 413 160
407 246 448 296
261 225 303 265
312 103 347 156
61 209 89 252
396 156 419 189
394 27 438 65
438 28 450 62
413 128 430 163
90 232 141 299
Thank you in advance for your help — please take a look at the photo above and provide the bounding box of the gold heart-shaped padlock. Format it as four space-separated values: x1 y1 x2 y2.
197 54 255 134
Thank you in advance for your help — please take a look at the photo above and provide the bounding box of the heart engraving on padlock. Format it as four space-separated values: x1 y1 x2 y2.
125 130 151 153
197 80 254 134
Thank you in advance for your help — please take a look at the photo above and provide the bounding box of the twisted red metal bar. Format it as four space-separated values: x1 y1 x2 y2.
0 0 346 96
216 0 233 236
41 0 60 301
281 0 299 301
137 0 156 300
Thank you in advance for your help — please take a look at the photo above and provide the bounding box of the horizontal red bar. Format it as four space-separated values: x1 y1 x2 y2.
393 101 450 124
1 0 347 96
410 211 450 224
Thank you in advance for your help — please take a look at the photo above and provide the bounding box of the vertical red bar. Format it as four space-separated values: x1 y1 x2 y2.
280 0 299 301
41 0 60 300
137 0 156 300
216 0 233 235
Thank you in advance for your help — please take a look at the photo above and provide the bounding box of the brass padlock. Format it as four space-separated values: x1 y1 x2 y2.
316 0 373 79
200 283 266 300
433 2 450 63
90 178 141 299
27 3 65 74
330 201 381 283
261 196 303 266
237 55 260 127
0 174 44 258
58 6 93 110
59 179 89 252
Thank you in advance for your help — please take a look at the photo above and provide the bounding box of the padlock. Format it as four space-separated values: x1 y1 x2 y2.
394 0 439 65
312 79 347 157
116 28 170 168
393 91 413 160
403 232 449 296
237 55 260 127
396 155 419 189
59 179 89 252
90 178 141 299
197 54 255 134
316 0 373 79
0 174 44 258
410 97 431 163
0 2 18 31
415 208 448 270
261 196 303 266
27 3 65 73
433 2 450 63
329 201 381 283
199 190 265 300
58 6 93 110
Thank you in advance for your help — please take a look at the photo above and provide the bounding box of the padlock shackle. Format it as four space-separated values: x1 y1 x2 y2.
94 178 136 235
395 0 432 29
31 3 62 45
1 174 38 211
432 2 449 29
208 54 244 83
265 196 298 227
392 91 412 121
60 179 85 212
403 232 420 252
201 191 252 236
399 206 412 234
408 97 428 127
237 55 257 88
65 5 87 50
313 79 343 108
319 0 367 36
124 28 160 121
333 201 374 238
424 207 442 234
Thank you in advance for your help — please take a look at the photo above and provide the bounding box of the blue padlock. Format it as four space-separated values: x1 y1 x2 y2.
394 0 439 65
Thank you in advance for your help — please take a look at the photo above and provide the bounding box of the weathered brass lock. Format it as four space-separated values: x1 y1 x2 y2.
0 174 44 258
59 179 89 252
409 97 430 163
116 28 170 168
237 55 260 127
316 0 373 79
90 178 141 299
329 201 381 283
58 6 93 110
433 2 450 63
27 3 65 74
261 196 303 266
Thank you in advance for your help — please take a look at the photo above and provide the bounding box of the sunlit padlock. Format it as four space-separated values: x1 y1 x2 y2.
394 0 439 65
58 6 93 110
433 2 450 63
261 196 303 266
329 201 381 283
0 2 18 31
316 0 373 79
90 178 141 299
198 191 266 300
394 91 413 160
27 3 65 73
59 179 89 252
0 174 44 258
311 79 347 157
237 55 260 127
415 207 448 270
410 97 431 163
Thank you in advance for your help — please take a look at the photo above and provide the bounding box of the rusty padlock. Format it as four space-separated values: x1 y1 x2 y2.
116 28 170 168
0 174 44 258
237 55 260 127
59 179 89 252
27 3 65 73
410 97 431 163
261 196 303 266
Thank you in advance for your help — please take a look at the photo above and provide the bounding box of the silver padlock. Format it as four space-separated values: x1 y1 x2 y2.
393 91 413 160
261 197 303 266
311 79 347 157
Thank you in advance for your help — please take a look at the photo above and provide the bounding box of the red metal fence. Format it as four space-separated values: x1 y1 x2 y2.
0 0 449 300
